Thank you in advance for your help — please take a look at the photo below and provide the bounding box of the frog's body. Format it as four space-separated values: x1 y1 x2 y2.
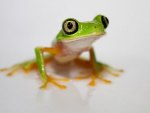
0 15 123 89
53 35 101 63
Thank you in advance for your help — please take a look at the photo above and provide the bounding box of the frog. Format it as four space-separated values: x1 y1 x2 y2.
0 14 123 89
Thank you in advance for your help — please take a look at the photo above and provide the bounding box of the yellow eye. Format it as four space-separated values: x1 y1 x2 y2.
62 19 78 35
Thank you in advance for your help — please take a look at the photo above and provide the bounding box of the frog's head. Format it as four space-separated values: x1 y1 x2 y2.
56 14 109 50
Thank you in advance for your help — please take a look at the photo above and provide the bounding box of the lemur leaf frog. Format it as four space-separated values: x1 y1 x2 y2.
0 15 123 89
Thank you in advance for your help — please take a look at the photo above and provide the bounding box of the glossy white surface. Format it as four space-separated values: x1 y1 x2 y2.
0 0 150 113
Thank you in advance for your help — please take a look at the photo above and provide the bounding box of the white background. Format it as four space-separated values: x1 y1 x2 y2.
0 0 150 113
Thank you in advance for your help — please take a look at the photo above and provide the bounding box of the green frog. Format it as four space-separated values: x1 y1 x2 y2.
0 14 123 89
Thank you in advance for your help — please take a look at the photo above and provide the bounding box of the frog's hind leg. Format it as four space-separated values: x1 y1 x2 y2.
73 57 112 84
73 47 124 86
87 63 123 86
86 47 123 86
0 55 53 76
88 70 112 86
100 63 124 77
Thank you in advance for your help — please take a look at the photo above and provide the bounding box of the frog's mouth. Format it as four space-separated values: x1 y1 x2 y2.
62 32 105 43
61 33 106 52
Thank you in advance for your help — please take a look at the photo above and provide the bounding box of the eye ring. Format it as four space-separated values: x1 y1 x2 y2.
101 16 109 29
62 19 78 35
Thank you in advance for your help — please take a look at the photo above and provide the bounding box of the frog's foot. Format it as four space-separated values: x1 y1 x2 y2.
0 64 23 76
101 63 124 77
74 58 123 86
88 63 124 86
88 71 111 86
40 75 69 89
73 70 111 86
0 61 37 76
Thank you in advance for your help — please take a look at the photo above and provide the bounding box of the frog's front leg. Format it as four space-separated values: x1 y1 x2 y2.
35 47 68 89
88 47 123 86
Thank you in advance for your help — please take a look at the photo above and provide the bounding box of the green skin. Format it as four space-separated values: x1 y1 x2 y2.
1 14 122 88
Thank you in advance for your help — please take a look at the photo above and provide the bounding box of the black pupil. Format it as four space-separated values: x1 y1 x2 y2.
67 22 73 29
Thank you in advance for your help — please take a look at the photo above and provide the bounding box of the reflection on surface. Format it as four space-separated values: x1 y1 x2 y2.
36 83 96 113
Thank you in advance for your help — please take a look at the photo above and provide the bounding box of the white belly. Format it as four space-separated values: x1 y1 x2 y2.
54 53 78 63
53 35 101 64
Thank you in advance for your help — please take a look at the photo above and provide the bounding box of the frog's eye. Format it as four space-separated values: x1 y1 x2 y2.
101 16 109 29
62 19 78 35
